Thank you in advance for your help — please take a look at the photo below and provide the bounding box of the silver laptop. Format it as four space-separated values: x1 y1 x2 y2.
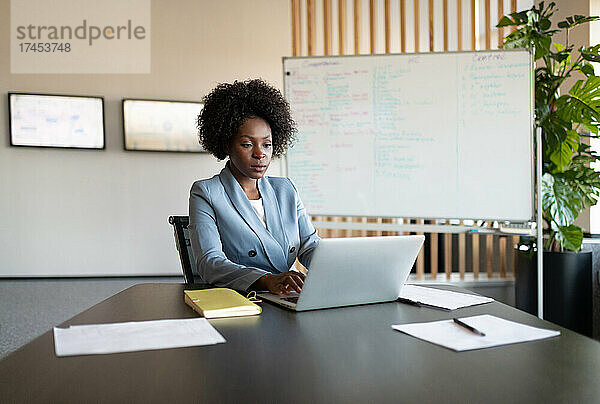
258 235 424 311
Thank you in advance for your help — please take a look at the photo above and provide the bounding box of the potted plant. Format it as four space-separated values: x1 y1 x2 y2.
497 1 600 335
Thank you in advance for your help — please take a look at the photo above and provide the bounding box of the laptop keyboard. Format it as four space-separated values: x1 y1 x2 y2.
283 296 299 304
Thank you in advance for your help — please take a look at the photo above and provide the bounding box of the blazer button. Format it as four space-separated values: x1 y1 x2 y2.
248 250 257 257
289 246 296 254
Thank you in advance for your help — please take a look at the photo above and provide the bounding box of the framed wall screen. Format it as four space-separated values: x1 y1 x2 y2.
9 92 105 149
122 99 205 152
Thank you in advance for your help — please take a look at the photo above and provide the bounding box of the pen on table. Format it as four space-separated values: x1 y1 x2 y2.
397 297 421 307
453 318 486 336
397 298 452 311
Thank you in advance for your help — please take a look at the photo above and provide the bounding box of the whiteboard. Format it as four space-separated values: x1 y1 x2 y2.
283 50 534 221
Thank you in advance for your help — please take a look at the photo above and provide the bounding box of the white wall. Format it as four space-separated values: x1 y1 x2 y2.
552 0 592 232
0 0 290 276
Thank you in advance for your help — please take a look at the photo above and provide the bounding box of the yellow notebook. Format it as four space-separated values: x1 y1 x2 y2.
184 288 262 319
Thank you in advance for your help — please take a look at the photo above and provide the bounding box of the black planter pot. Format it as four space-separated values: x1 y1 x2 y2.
515 250 592 336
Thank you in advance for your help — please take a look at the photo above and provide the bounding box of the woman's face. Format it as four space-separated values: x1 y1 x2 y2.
227 117 273 181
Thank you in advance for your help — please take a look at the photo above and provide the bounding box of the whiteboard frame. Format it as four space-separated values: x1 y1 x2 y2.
282 48 535 222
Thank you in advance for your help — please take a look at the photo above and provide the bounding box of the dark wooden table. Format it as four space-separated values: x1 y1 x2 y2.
1 283 600 403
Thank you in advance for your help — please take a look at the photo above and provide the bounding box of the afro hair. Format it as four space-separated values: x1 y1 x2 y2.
197 78 297 160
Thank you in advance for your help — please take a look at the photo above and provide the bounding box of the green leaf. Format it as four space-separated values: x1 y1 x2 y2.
570 177 600 209
555 224 583 251
542 173 583 227
540 18 551 31
549 130 579 171
540 111 570 161
509 11 529 25
501 27 532 50
565 129 580 150
533 36 552 59
579 64 595 77
549 52 569 63
497 16 516 27
572 154 599 165
557 15 600 30
581 44 600 62
581 53 600 63
555 77 600 128
563 161 600 208
549 143 572 171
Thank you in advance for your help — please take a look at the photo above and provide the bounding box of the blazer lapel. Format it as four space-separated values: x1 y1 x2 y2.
219 162 288 271
257 176 289 253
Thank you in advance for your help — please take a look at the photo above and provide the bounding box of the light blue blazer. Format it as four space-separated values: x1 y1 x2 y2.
188 162 320 291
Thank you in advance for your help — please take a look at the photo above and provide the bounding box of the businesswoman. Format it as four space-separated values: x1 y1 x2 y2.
189 79 320 294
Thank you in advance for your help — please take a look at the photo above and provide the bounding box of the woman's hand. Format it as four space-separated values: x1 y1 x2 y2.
253 271 306 295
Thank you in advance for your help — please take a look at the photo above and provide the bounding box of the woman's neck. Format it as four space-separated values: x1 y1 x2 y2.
229 162 260 200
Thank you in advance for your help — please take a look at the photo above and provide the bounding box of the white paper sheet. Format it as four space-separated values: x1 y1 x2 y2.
54 318 226 357
399 285 494 310
392 314 560 351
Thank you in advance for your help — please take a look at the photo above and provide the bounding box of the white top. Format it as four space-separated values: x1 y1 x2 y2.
248 198 266 228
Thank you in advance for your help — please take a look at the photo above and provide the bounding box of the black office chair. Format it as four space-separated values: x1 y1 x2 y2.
168 216 195 284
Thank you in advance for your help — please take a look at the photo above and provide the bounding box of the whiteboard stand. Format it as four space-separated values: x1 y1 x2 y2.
311 221 471 233
309 220 536 234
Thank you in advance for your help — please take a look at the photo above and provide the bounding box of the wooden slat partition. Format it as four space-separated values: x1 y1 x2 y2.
339 0 346 54
430 231 438 279
428 0 434 51
486 232 494 278
442 0 448 51
291 0 301 56
323 0 332 55
511 0 517 32
472 232 480 279
384 0 391 53
382 218 393 236
307 0 316 56
512 236 519 277
484 0 491 49
327 217 335 238
400 0 406 52
354 0 361 54
369 0 376 53
414 0 420 52
458 221 466 279
470 0 476 50
457 0 462 50
499 236 507 278
360 217 368 237
342 217 352 238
